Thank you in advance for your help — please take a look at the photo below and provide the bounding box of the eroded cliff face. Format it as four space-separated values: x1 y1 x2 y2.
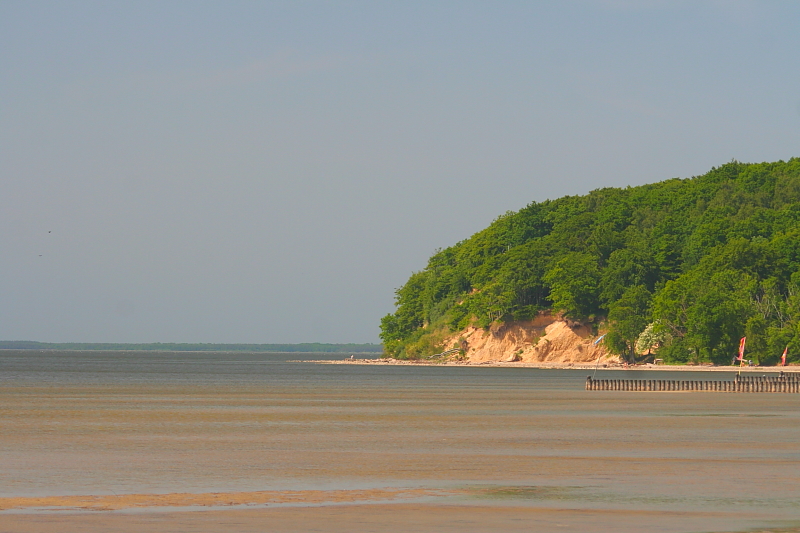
442 312 618 364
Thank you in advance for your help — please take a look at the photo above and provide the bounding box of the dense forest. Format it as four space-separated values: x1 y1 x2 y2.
0 341 382 353
380 159 800 365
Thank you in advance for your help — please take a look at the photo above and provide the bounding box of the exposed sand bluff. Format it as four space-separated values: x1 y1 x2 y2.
441 312 618 365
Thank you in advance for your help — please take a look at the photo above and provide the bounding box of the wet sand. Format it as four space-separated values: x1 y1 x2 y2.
4 503 796 533
2 352 799 532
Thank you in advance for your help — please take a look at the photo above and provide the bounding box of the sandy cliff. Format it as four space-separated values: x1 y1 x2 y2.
442 312 618 365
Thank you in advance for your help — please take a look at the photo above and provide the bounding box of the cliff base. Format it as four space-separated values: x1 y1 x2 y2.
442 313 618 365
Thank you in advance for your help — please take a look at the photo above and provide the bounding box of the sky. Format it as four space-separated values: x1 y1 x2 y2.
2 1 799 344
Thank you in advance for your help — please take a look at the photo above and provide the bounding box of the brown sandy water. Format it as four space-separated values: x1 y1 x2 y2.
1 351 799 532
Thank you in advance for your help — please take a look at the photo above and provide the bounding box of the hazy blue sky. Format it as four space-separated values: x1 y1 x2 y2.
2 1 799 343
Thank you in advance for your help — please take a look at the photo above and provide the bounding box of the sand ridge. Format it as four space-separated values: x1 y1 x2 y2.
0 487 458 512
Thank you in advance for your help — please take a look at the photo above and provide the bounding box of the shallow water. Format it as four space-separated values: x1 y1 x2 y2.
1 350 799 532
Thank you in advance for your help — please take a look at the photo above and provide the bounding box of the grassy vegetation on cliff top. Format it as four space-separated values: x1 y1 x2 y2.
380 159 800 365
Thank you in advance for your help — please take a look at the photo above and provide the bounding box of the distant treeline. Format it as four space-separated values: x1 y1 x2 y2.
0 341 382 353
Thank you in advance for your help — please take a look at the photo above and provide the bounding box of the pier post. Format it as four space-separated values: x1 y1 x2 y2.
587 374 800 393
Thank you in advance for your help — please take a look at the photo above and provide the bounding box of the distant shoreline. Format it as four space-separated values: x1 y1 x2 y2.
308 358 797 372
0 341 382 353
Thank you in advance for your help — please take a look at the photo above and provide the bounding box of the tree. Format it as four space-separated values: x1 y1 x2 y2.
599 244 659 306
635 321 672 355
605 286 651 363
654 268 755 364
543 252 601 321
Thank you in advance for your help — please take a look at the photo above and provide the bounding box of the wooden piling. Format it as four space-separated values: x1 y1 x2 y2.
585 374 800 393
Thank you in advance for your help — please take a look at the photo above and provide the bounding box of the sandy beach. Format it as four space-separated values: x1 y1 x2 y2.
313 357 799 372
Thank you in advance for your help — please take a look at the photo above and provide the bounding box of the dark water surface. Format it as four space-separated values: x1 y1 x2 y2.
1 350 799 532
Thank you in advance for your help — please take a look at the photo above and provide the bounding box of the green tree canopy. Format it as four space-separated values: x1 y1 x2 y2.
380 159 800 362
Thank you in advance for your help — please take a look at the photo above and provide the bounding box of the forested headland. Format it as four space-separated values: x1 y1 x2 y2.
380 159 800 365
0 341 382 353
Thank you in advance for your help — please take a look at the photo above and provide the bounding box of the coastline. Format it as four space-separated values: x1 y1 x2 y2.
306 358 798 372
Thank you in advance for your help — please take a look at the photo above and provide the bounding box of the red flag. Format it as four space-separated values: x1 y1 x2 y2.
782 346 788 366
737 337 746 361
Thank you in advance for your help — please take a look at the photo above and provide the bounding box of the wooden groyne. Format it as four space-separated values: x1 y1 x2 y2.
586 372 800 392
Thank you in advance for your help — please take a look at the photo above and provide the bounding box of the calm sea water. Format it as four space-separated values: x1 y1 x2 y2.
0 348 753 387
2 350 799 532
